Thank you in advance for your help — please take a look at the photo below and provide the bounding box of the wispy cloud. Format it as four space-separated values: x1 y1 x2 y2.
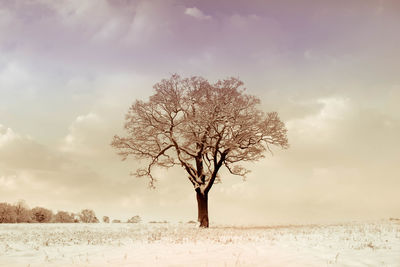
184 7 211 20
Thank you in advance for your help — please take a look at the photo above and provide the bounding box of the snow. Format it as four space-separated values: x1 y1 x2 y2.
0 220 399 266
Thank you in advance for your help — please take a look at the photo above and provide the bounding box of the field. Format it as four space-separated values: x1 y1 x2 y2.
0 220 399 267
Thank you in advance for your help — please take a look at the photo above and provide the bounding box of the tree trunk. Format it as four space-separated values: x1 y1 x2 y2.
196 191 209 228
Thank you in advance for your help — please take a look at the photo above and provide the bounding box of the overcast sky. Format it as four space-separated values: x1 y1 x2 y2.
0 0 399 224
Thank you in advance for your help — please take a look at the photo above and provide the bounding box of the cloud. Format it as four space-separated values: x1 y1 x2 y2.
0 124 19 147
0 62 38 95
287 97 350 143
0 174 18 190
0 124 67 172
283 95 399 167
0 123 135 215
0 0 282 75
62 112 103 154
184 7 211 20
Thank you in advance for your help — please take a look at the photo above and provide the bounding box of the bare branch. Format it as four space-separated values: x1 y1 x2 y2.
112 74 288 190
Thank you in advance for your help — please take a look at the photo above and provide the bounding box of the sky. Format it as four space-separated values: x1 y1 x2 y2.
0 0 399 224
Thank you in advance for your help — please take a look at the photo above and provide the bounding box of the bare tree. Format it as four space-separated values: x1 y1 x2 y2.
14 200 32 223
54 211 75 223
78 209 98 223
0 203 17 223
112 74 288 227
31 207 53 223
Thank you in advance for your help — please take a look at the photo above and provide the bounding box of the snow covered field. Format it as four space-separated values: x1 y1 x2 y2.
0 220 399 267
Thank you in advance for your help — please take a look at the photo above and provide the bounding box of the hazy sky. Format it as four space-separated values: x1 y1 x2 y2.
1 0 399 224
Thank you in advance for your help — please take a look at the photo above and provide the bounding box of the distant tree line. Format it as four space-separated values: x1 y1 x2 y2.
0 200 141 224
0 200 99 223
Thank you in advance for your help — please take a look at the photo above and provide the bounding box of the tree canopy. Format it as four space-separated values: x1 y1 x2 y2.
112 74 288 193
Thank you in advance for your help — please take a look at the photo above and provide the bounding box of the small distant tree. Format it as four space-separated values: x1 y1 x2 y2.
31 207 53 223
54 211 75 223
127 215 141 223
112 219 121 223
0 203 17 223
14 200 32 223
78 209 98 223
112 74 288 227
103 216 110 223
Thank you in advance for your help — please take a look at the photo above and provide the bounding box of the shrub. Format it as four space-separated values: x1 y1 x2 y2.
54 211 75 223
31 207 53 223
78 209 99 223
127 215 141 223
